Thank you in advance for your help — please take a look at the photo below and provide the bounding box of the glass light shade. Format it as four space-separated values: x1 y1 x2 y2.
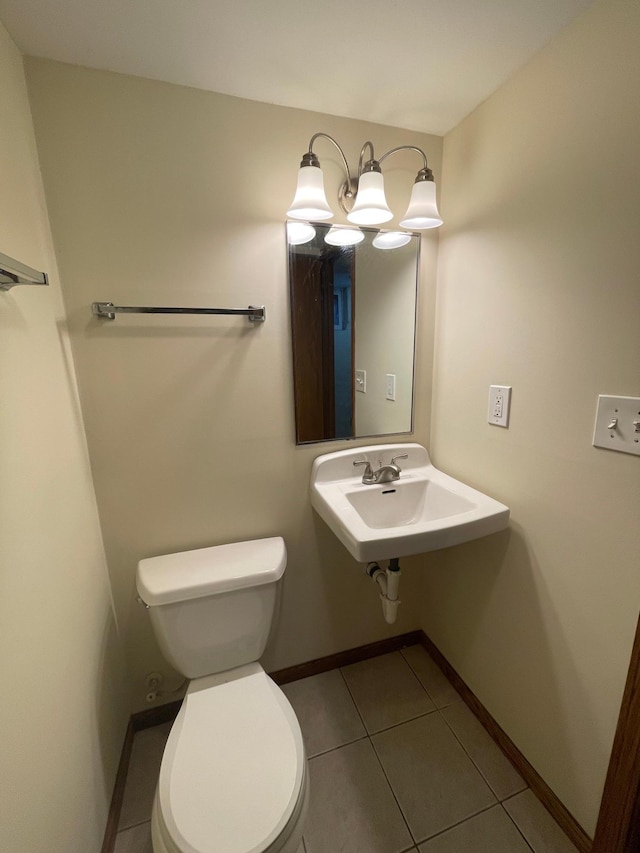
347 171 393 225
287 165 334 221
324 226 364 247
372 231 412 250
399 180 443 229
286 221 316 245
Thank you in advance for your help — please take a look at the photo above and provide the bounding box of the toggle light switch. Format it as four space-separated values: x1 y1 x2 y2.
593 395 640 456
386 373 396 401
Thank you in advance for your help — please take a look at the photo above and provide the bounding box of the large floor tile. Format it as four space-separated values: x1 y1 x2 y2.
281 669 366 757
119 722 172 829
341 651 435 733
441 702 526 800
401 646 461 709
418 805 533 852
114 821 153 853
372 713 497 843
504 790 580 853
304 738 414 853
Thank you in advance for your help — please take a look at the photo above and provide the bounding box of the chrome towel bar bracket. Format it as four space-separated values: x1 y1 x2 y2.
91 302 266 323
0 251 49 291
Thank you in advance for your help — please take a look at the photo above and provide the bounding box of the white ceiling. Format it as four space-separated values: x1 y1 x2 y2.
0 0 594 135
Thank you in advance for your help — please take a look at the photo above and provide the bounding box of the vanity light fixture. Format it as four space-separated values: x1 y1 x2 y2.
287 133 443 229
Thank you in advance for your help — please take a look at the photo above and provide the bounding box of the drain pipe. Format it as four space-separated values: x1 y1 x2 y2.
365 559 402 624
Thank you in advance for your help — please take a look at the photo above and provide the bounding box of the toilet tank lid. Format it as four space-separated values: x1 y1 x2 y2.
137 537 286 606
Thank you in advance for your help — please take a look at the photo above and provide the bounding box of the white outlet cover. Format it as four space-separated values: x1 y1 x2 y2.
593 395 640 456
488 385 512 427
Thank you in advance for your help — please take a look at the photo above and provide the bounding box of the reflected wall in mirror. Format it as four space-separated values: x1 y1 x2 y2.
288 222 419 444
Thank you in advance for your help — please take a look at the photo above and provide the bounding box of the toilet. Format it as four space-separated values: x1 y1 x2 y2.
136 537 308 853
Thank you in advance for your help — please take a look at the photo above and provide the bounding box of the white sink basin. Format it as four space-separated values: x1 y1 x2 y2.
311 443 509 562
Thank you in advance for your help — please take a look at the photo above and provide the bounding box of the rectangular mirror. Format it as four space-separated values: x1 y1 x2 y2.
288 222 419 444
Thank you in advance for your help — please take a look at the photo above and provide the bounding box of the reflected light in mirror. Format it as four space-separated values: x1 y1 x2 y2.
325 226 364 247
287 221 316 245
372 231 412 250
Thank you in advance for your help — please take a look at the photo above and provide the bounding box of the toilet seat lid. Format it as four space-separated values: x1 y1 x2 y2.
158 664 305 853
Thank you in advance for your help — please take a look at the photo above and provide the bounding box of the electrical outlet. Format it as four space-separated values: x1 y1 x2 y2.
488 385 511 427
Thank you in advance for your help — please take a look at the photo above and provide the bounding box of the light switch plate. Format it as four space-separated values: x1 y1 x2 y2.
385 373 396 401
593 395 640 456
488 385 511 427
355 369 366 393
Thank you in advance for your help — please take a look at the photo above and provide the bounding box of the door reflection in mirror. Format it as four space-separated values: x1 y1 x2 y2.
288 222 419 444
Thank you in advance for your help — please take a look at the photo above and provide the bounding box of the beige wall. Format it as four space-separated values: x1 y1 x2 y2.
427 0 640 835
24 59 442 709
0 24 128 853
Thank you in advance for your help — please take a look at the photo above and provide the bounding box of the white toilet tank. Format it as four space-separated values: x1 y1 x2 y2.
137 537 286 678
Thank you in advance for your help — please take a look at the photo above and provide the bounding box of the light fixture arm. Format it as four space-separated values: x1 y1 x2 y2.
357 141 380 175
378 145 434 182
307 133 354 187
305 133 364 214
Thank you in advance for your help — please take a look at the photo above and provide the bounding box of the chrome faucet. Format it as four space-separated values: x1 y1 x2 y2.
353 454 408 485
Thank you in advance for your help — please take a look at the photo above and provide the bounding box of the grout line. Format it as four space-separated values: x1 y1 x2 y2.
400 646 466 713
501 782 529 802
338 668 417 846
338 658 439 736
365 707 439 737
400 648 454 710
501 789 527 806
340 658 503 847
368 734 419 846
500 801 537 852
436 704 507 802
399 647 441 707
396 648 438 702
338 657 521 850
412 802 504 847
337 667 368 731
116 816 153 834
306 733 368 761
115 817 152 835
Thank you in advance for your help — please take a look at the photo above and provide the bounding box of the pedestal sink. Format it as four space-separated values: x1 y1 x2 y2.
310 443 509 562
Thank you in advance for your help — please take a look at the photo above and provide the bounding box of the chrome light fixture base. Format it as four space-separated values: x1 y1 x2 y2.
337 178 356 215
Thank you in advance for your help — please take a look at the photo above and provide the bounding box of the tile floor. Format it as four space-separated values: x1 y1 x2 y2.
114 644 580 853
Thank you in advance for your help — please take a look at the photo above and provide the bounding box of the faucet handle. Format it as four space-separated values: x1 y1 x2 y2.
390 453 408 469
353 459 374 480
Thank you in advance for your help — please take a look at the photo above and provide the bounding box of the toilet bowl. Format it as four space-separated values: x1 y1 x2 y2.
137 537 307 853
